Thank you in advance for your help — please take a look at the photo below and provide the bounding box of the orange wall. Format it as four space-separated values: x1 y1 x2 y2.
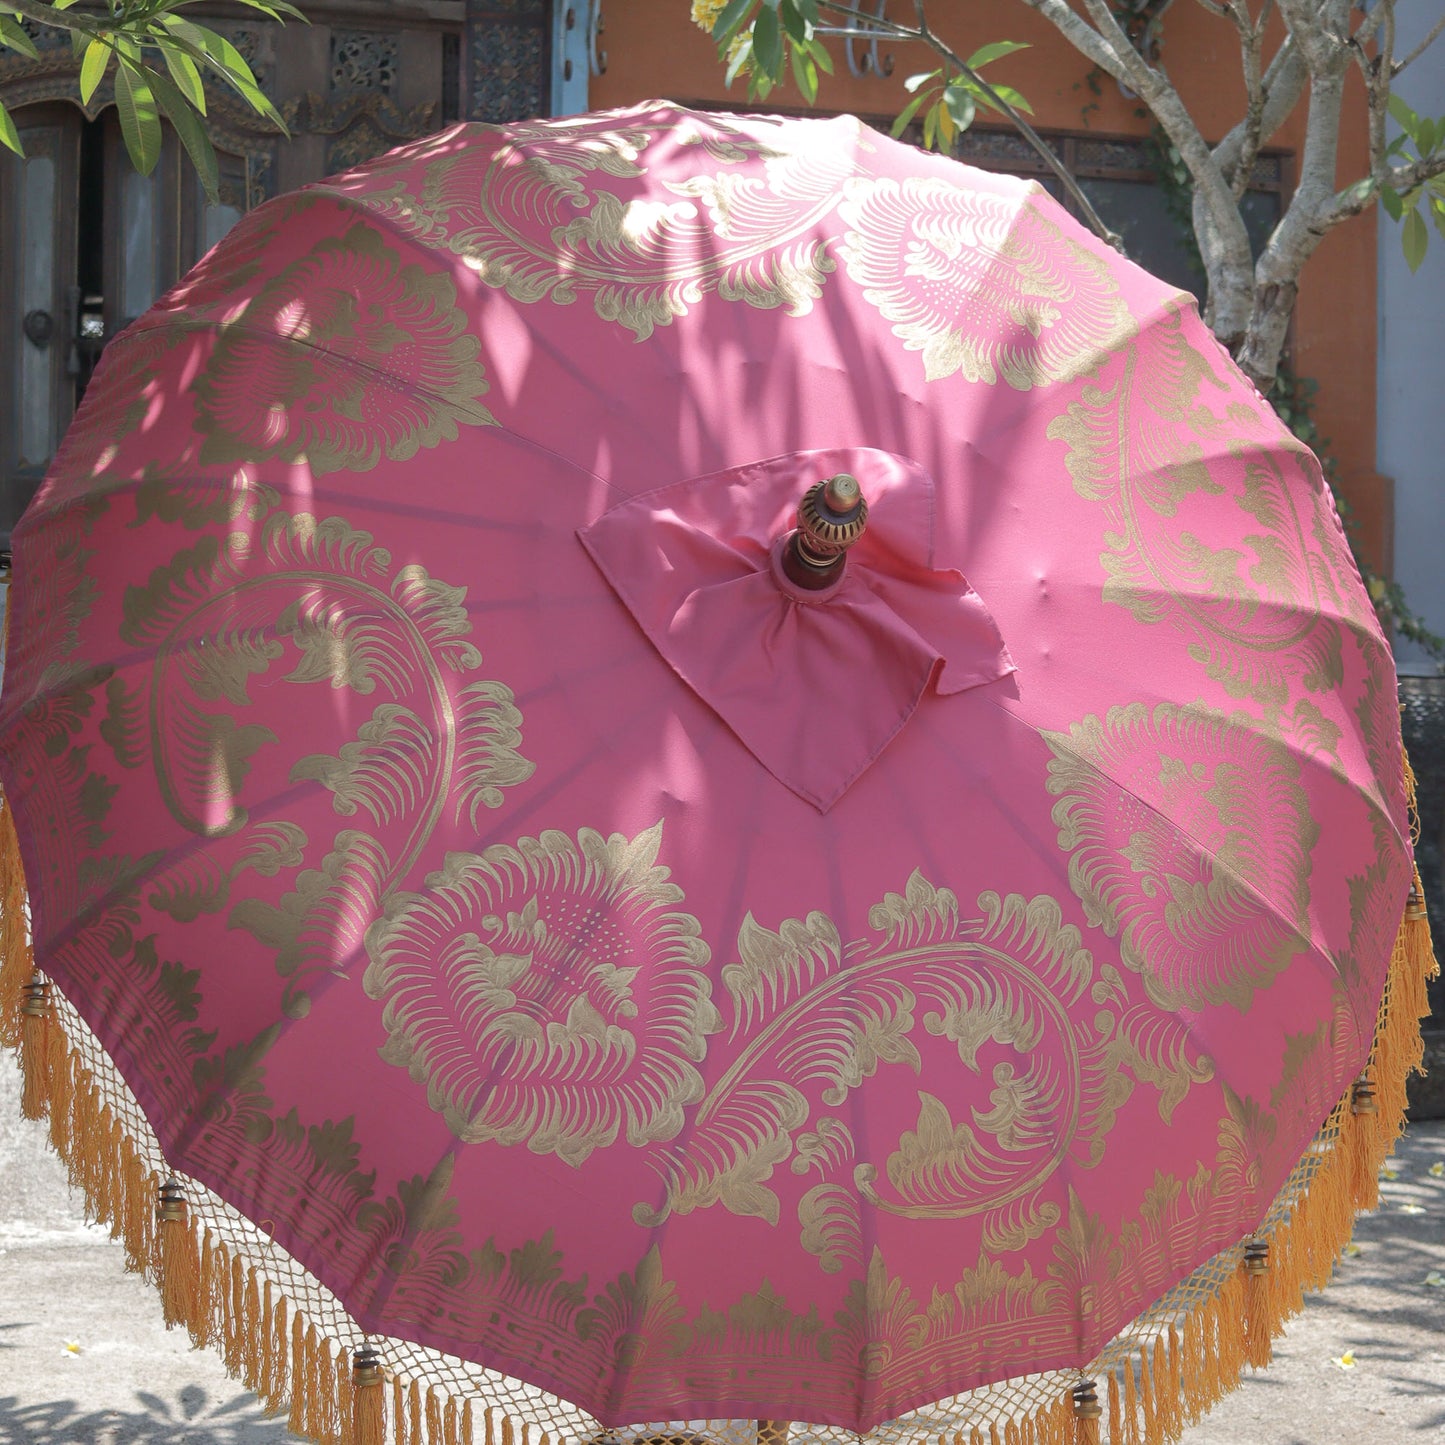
594 2 1388 570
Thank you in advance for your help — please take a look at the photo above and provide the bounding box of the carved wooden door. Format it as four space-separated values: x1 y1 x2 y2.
0 103 81 546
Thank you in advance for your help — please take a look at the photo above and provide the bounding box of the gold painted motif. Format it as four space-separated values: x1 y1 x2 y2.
837 177 1137 387
636 871 1213 1268
191 220 496 472
357 111 1135 383
363 822 721 1165
1048 306 1384 766
1045 701 1318 1012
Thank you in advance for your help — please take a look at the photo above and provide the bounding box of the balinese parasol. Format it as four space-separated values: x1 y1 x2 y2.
1 101 1436 1445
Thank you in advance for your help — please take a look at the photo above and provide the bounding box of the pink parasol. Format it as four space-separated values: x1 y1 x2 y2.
0 102 1435 1445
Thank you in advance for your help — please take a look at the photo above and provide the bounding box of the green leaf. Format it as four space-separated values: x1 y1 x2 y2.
0 99 21 157
964 40 1030 70
943 82 977 133
976 81 1033 115
752 5 782 80
1417 118 1439 156
936 96 957 149
159 43 207 113
236 0 309 20
904 69 940 94
1403 206 1428 271
1380 182 1404 220
159 18 286 131
805 34 833 74
790 41 818 103
147 63 219 201
1388 92 1420 134
780 0 807 45
1433 198 1445 242
712 0 754 47
922 99 938 151
0 15 40 59
724 33 752 87
796 0 820 22
890 87 931 138
114 58 162 176
79 37 111 106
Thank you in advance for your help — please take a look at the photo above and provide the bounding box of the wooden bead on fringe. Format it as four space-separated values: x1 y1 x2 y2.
352 1347 386 1445
1071 1381 1102 1445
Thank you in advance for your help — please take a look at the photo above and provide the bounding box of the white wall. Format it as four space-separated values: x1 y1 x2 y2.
1381 4 1445 675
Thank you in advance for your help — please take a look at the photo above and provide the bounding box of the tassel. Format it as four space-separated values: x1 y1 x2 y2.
1349 1076 1381 1211
338 1349 356 1445
158 1180 199 1331
1107 1371 1122 1445
44 1000 71 1153
313 1329 335 1444
352 1348 386 1445
427 1387 444 1445
464 1401 476 1445
1123 1352 1141 1445
0 802 34 1049
269 1292 290 1415
409 1380 423 1445
288 1311 309 1436
242 1269 263 1394
20 975 51 1120
1071 1382 1101 1445
1243 1240 1272 1369
445 1396 460 1445
120 1137 153 1278
394 1377 408 1445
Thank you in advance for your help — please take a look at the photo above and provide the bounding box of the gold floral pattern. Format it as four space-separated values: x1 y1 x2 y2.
363 822 721 1164
837 177 1136 387
1044 702 1319 1012
352 109 1135 383
1047 307 1380 746
191 220 496 472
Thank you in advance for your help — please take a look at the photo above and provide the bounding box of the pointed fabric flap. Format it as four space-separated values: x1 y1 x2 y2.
579 448 1015 811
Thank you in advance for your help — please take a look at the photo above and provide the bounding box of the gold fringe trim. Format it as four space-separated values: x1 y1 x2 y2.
1 760 1439 1445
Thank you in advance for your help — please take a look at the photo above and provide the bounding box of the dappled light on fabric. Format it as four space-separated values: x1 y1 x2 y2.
0 101 1437 1445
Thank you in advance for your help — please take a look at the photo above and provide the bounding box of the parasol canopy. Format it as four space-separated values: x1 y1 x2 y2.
0 101 1435 1445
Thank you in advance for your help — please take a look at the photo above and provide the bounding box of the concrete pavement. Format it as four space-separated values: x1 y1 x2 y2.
2 1056 1443 1445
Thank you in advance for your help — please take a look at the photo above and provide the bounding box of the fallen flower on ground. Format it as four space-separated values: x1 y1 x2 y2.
1344 1242 1364 1257
1398 1203 1426 1215
1429 1162 1444 1178
1332 1350 1357 1370
1424 1271 1445 1287
61 1339 81 1358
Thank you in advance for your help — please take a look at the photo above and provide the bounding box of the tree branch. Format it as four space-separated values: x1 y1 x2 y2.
1237 1 1353 387
1059 0 1258 336
1229 1 1268 197
1212 35 1307 181
1319 151 1445 230
7 0 107 36
1394 11 1445 74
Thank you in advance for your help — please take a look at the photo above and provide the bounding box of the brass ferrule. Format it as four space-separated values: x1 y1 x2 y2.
1071 1381 1102 1420
21 978 50 1018
158 1178 188 1224
1242 1239 1269 1275
353 1346 384 1388
1350 1076 1377 1116
1405 882 1427 921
